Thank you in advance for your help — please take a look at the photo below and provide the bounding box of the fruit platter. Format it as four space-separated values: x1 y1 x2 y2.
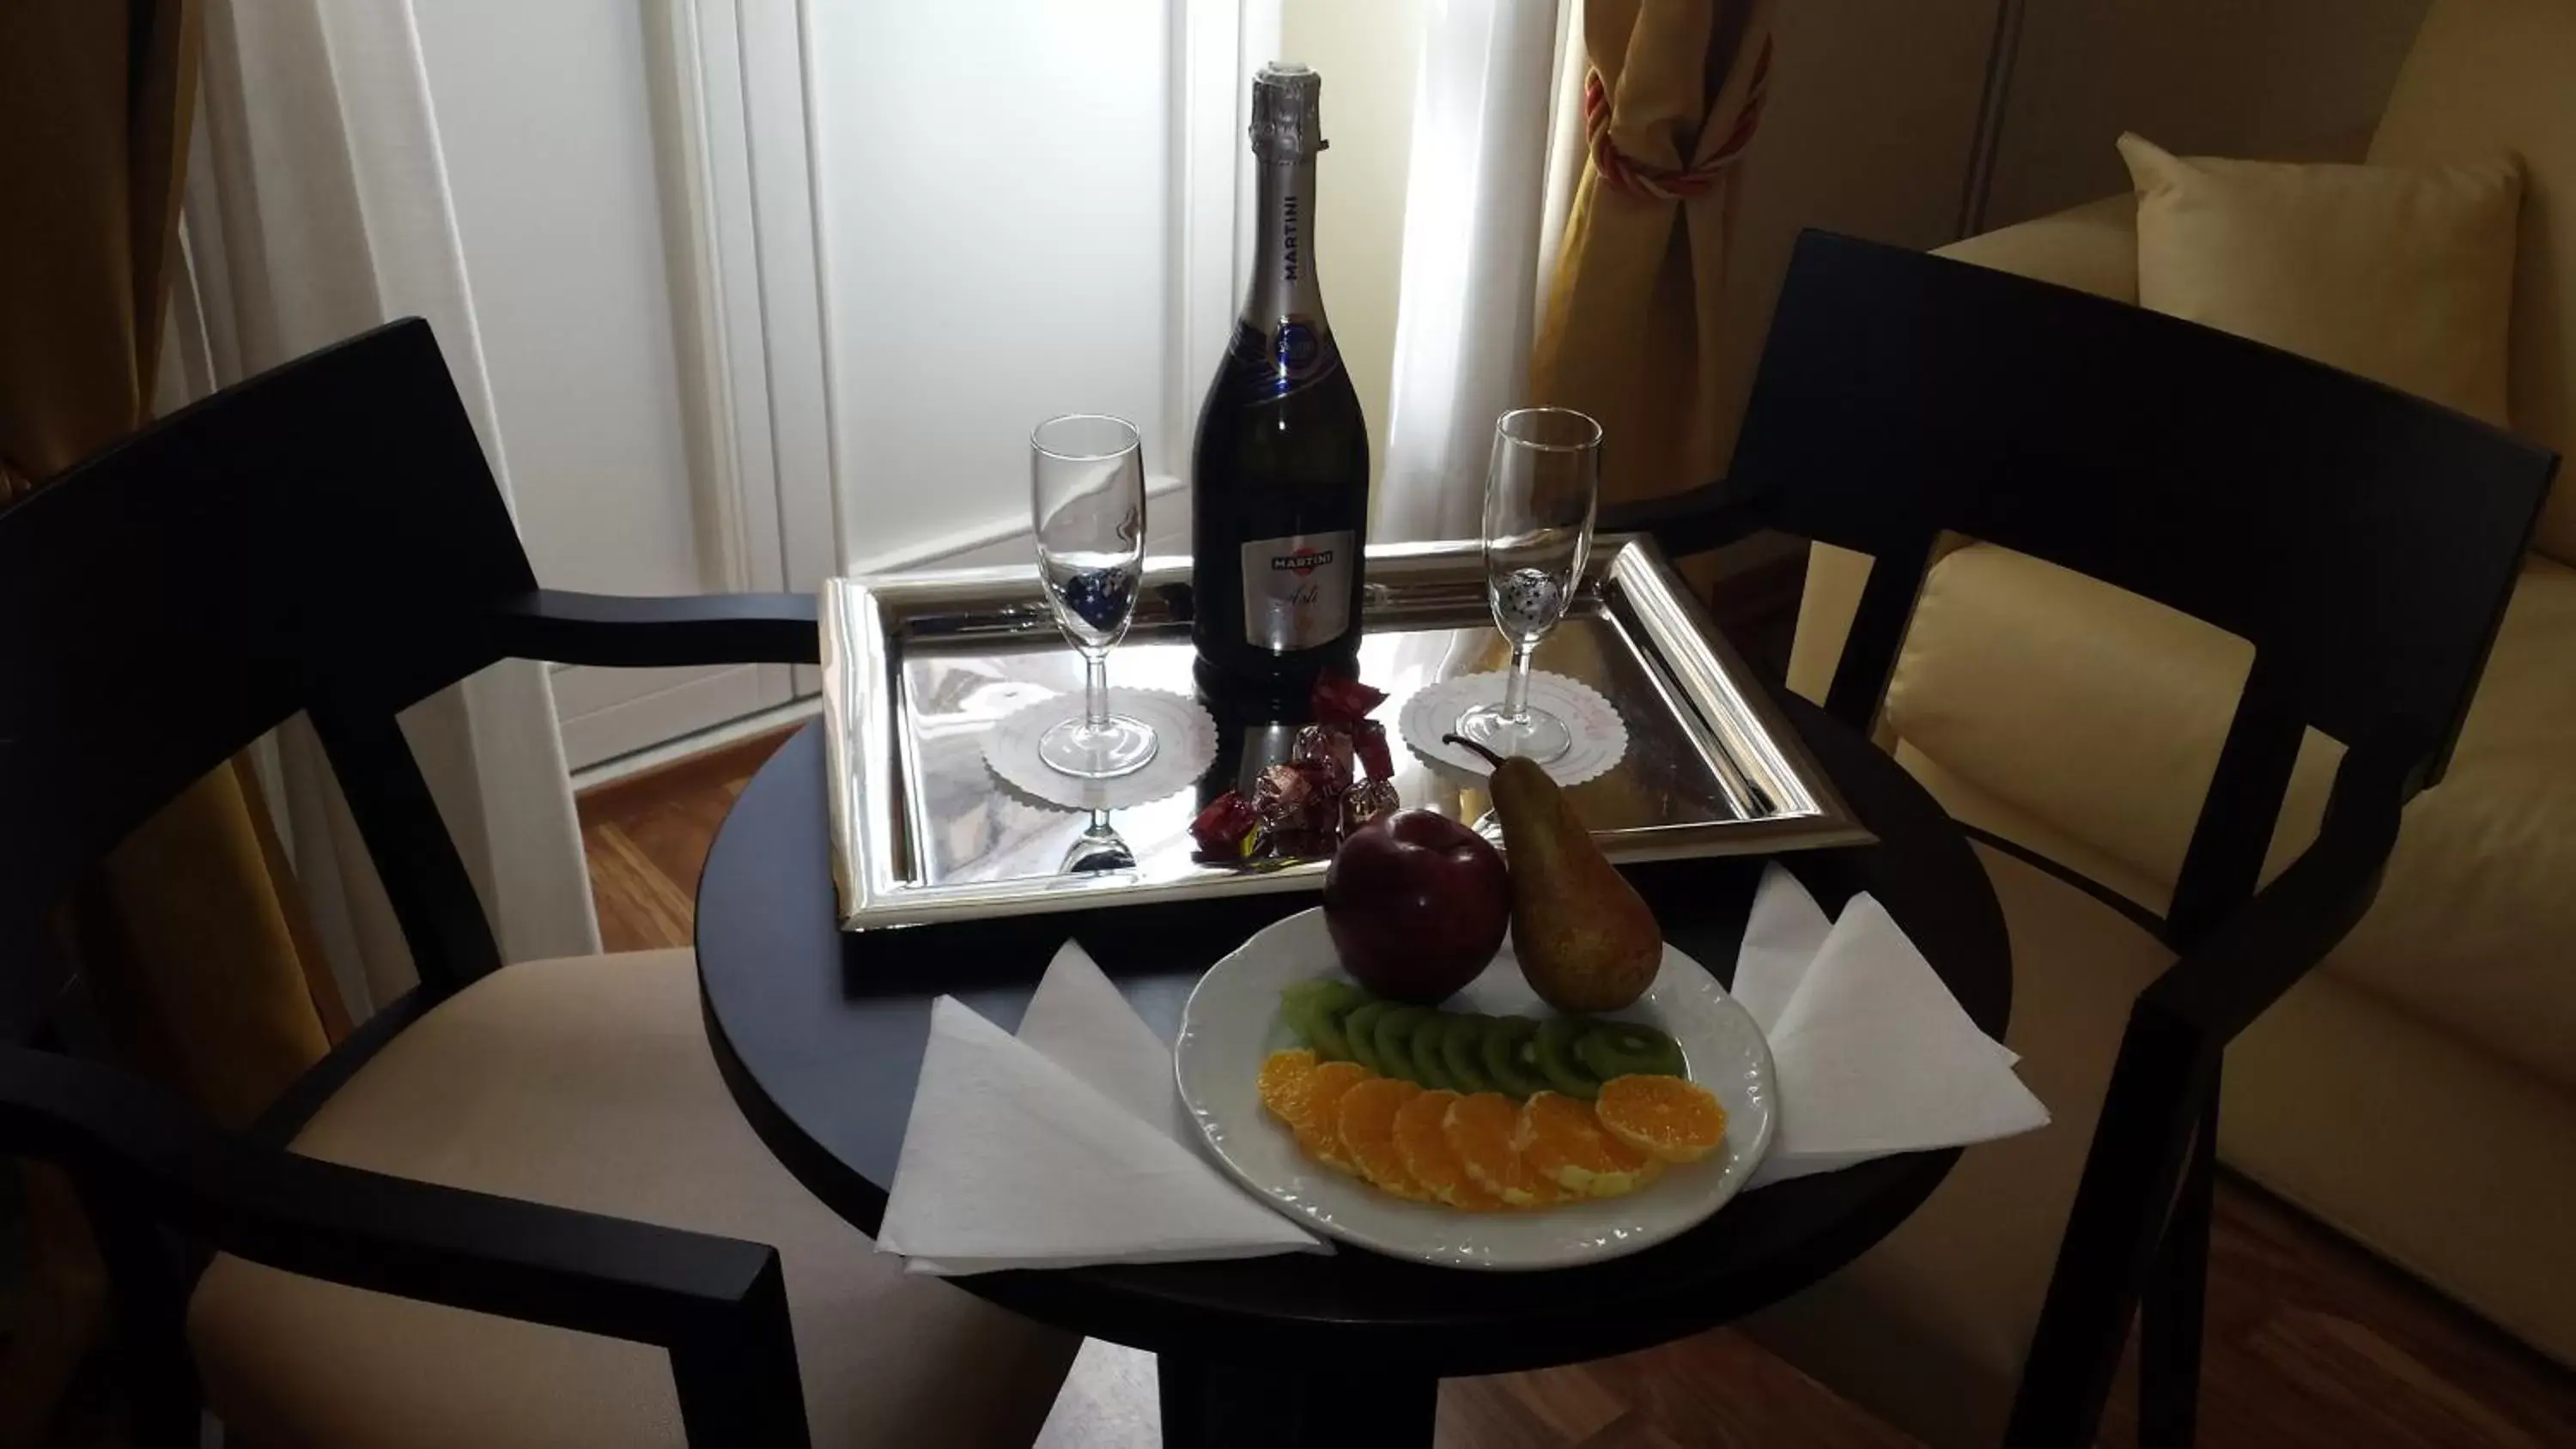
1176 913 1775 1269
1176 732 1777 1270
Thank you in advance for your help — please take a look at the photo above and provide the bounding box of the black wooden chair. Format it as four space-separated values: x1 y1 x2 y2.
1605 231 2556 1448
0 321 1078 1446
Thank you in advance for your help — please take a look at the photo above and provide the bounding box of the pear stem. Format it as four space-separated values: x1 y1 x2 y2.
1443 732 1508 769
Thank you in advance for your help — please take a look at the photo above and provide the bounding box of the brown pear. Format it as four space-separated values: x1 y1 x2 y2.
1446 735 1661 1012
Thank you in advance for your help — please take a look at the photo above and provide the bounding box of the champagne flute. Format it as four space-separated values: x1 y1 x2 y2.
1454 407 1601 764
1030 415 1158 779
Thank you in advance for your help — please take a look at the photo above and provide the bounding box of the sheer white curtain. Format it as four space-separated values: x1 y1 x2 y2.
1378 0 1580 543
161 0 600 1017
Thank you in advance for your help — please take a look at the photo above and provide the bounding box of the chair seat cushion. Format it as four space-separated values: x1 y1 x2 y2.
186 949 1078 1447
1741 843 2176 1449
1885 543 2576 1093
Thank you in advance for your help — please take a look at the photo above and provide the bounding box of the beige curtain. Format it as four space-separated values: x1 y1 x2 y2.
0 2 349 1439
1532 0 1777 508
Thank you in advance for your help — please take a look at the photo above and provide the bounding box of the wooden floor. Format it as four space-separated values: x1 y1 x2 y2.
580 730 2576 1448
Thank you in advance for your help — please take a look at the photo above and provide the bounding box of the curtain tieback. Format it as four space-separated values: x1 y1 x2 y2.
1583 38 1774 203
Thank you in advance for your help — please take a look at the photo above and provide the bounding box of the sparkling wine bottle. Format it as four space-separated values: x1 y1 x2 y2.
1190 61 1371 705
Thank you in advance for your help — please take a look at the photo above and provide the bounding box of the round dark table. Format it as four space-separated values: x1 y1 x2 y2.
697 693 2010 1447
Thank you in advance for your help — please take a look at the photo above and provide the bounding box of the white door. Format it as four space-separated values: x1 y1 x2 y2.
416 0 833 769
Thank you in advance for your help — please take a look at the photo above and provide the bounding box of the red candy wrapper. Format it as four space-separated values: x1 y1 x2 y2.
1309 670 1388 726
1254 761 1315 818
1340 777 1401 834
1289 724 1355 794
1349 718 1393 781
1189 791 1260 858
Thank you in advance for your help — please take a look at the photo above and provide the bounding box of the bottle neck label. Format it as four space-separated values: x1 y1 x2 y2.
1221 158 1338 405
1249 158 1325 317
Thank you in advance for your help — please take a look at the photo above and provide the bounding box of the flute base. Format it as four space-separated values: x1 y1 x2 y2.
1037 714 1159 779
1398 670 1630 789
1453 701 1572 766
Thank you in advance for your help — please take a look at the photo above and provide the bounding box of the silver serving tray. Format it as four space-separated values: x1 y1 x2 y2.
820 537 1870 931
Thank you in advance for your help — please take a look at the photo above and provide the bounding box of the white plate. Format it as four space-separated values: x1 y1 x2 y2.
1176 908 1777 1270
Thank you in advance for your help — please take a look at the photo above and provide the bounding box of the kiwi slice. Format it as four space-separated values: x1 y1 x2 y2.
1438 1015 1494 1094
1575 1021 1686 1081
1279 988 1317 1043
1374 1007 1437 1086
1309 980 1371 1062
1408 1011 1456 1091
1342 1001 1394 1075
1279 979 1369 1061
1479 1016 1548 1098
1534 1016 1606 1100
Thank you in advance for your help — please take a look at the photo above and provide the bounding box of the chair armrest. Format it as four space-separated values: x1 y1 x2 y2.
492 590 821 669
0 1047 810 1447
2005 724 2415 1447
1598 479 1768 561
1937 194 2139 304
2140 724 2414 1047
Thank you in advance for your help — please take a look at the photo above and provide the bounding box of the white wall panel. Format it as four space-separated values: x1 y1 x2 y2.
416 0 708 597
805 0 1178 565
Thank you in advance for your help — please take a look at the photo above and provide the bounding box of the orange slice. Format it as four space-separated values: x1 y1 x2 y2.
1336 1076 1430 1200
1444 1091 1564 1209
1394 1089 1506 1210
1522 1090 1661 1197
1258 1049 1318 1122
1595 1074 1728 1164
1289 1060 1371 1173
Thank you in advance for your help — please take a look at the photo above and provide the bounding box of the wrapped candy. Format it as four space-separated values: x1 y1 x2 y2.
1188 790 1261 858
1310 671 1388 726
1349 718 1393 781
1340 777 1401 835
1250 762 1333 858
1189 671 1402 865
1253 761 1315 818
1289 724 1355 795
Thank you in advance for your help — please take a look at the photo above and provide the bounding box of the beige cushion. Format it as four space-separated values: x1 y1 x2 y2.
2372 0 2576 561
1741 843 2176 1449
1876 754 2576 1370
186 950 1078 1447
2117 132 2522 426
1885 544 2576 1094
1884 543 2342 910
1934 192 2140 304
2225 963 2576 1369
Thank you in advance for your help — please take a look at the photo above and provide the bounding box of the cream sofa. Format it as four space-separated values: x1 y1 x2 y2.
1790 0 2576 1365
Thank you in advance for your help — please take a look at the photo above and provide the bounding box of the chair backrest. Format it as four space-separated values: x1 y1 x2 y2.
2370 0 2576 562
1731 232 2556 944
0 320 533 1028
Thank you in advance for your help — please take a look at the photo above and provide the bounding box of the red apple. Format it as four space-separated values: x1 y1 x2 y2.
1322 809 1511 1003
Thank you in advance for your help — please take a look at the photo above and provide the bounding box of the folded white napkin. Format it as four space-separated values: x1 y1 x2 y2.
1739 864 2048 1188
876 943 1325 1274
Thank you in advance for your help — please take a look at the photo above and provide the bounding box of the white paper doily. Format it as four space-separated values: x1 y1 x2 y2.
1398 670 1628 787
984 688 1218 811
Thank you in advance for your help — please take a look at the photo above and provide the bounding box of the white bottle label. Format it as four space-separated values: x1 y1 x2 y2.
1239 530 1355 652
